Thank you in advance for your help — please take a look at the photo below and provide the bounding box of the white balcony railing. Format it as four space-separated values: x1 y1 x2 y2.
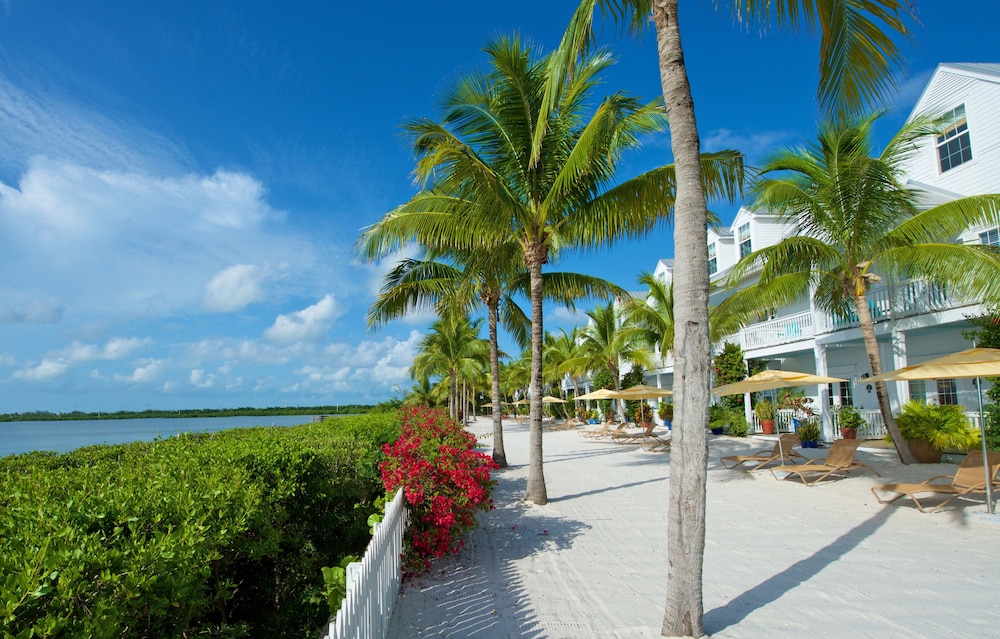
741 311 813 350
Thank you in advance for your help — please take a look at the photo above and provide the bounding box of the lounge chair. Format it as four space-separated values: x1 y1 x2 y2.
770 439 880 486
639 429 671 452
720 434 806 471
612 422 657 445
579 421 623 439
871 450 1000 513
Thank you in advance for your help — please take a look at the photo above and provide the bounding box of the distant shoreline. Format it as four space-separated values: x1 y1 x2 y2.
0 405 376 422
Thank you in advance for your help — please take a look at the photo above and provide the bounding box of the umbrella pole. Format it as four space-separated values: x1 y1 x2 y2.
774 395 784 466
976 375 994 515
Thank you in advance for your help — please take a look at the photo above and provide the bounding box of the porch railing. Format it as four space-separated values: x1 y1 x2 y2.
320 488 408 639
741 311 813 350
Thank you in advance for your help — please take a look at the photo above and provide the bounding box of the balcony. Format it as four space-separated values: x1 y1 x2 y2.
740 311 813 351
819 279 970 332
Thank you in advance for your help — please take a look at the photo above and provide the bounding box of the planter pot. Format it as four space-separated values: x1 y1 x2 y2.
760 419 775 435
710 428 724 435
907 439 943 463
841 427 857 440
663 420 672 430
801 440 819 449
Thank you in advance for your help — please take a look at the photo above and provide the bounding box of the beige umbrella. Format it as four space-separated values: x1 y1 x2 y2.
617 383 673 399
542 395 568 403
713 369 847 465
867 347 1000 514
576 388 622 400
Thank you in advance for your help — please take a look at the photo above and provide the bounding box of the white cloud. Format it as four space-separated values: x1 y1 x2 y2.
13 359 70 381
702 128 795 162
202 264 266 312
0 297 64 324
0 353 15 366
60 337 148 362
190 369 214 388
550 306 589 325
114 359 166 383
263 295 341 344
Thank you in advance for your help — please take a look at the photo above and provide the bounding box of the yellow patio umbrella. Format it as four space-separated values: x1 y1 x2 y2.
575 388 622 400
867 347 1000 514
617 383 673 399
713 369 847 465
541 395 568 403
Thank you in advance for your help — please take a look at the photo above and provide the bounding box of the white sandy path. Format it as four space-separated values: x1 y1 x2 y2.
386 417 1000 638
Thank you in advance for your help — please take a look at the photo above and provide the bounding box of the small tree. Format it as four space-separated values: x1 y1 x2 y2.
964 309 1000 451
713 342 747 410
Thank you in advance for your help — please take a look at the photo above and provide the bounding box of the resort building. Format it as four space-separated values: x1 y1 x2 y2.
643 62 1000 441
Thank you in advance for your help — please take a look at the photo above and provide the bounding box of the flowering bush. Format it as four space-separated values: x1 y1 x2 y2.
381 406 499 572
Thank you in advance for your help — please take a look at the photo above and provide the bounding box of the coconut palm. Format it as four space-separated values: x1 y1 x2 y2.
410 313 490 418
546 327 590 415
358 35 743 505
362 244 622 467
550 2 916 633
720 112 1000 464
572 302 655 421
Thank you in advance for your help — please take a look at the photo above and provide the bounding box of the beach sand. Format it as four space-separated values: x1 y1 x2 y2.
386 417 1000 638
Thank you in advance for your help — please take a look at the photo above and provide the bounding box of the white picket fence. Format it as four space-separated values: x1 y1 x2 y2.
320 488 408 639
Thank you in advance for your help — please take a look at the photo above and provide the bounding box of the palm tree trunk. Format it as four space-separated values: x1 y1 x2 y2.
525 241 548 505
449 368 457 419
653 1 709 635
854 292 915 464
487 299 508 467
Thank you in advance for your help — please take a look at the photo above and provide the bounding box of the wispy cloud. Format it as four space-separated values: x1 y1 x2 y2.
263 295 341 345
702 128 797 164
202 264 267 312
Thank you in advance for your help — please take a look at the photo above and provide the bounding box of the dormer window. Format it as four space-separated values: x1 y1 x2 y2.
937 105 972 172
708 242 717 275
737 223 752 259
980 227 999 247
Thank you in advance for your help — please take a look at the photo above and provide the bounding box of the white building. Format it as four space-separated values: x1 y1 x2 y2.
644 63 1000 441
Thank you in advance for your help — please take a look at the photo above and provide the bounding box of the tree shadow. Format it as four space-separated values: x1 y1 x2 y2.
704 507 894 634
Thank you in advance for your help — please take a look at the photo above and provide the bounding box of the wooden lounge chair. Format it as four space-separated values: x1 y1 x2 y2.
610 422 652 444
580 421 623 439
770 439 880 486
720 434 806 471
871 451 1000 513
639 429 671 452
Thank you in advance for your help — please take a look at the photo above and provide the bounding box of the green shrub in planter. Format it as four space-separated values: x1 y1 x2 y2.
658 402 674 423
796 419 821 444
753 401 774 421
890 400 980 451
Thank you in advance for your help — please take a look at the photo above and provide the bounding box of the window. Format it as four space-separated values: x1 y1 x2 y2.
839 381 854 407
708 242 717 275
937 378 958 405
980 228 999 247
908 380 927 403
936 105 972 172
737 223 752 259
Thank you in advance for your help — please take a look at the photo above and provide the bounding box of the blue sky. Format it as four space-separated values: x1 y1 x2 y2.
0 1 997 412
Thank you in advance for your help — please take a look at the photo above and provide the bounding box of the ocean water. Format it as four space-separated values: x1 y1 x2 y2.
0 415 318 457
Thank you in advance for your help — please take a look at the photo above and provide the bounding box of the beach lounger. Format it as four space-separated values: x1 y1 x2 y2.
579 421 621 439
611 422 657 445
639 430 671 452
770 439 880 486
871 450 1000 513
720 434 806 471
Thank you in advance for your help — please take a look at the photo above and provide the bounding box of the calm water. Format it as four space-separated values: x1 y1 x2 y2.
0 415 319 457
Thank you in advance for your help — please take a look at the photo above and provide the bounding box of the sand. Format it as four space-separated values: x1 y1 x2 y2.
386 417 1000 638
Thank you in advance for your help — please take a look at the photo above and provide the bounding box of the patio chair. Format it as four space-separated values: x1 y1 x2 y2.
579 421 623 439
769 438 881 486
720 434 806 471
871 450 1000 513
611 422 657 445
639 429 672 452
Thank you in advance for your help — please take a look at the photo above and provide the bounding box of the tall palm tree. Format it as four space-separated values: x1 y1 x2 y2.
359 35 743 505
573 302 655 420
551 2 916 634
547 327 589 415
410 313 490 418
360 243 622 468
626 271 675 361
720 112 1000 464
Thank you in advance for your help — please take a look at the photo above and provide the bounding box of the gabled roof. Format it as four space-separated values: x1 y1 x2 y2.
907 62 1000 121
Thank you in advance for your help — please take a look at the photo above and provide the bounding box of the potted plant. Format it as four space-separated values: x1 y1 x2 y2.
658 402 674 429
635 402 654 426
708 405 727 435
796 419 822 448
891 400 981 463
754 401 775 434
836 405 865 440
779 390 815 428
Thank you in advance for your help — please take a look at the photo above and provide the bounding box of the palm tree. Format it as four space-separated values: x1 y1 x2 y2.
720 112 1000 464
573 302 655 421
361 245 621 466
551 2 917 633
358 35 743 505
625 271 675 361
546 327 590 416
410 313 490 418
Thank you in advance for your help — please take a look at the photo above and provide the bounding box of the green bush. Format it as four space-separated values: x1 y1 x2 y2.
0 414 400 639
796 419 821 443
890 400 980 451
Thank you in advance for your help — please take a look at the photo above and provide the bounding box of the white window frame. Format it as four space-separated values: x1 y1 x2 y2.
708 242 717 275
936 104 972 173
979 227 999 247
737 223 752 259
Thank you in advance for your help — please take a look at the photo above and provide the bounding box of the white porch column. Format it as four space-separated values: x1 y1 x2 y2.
892 328 909 411
814 342 833 441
